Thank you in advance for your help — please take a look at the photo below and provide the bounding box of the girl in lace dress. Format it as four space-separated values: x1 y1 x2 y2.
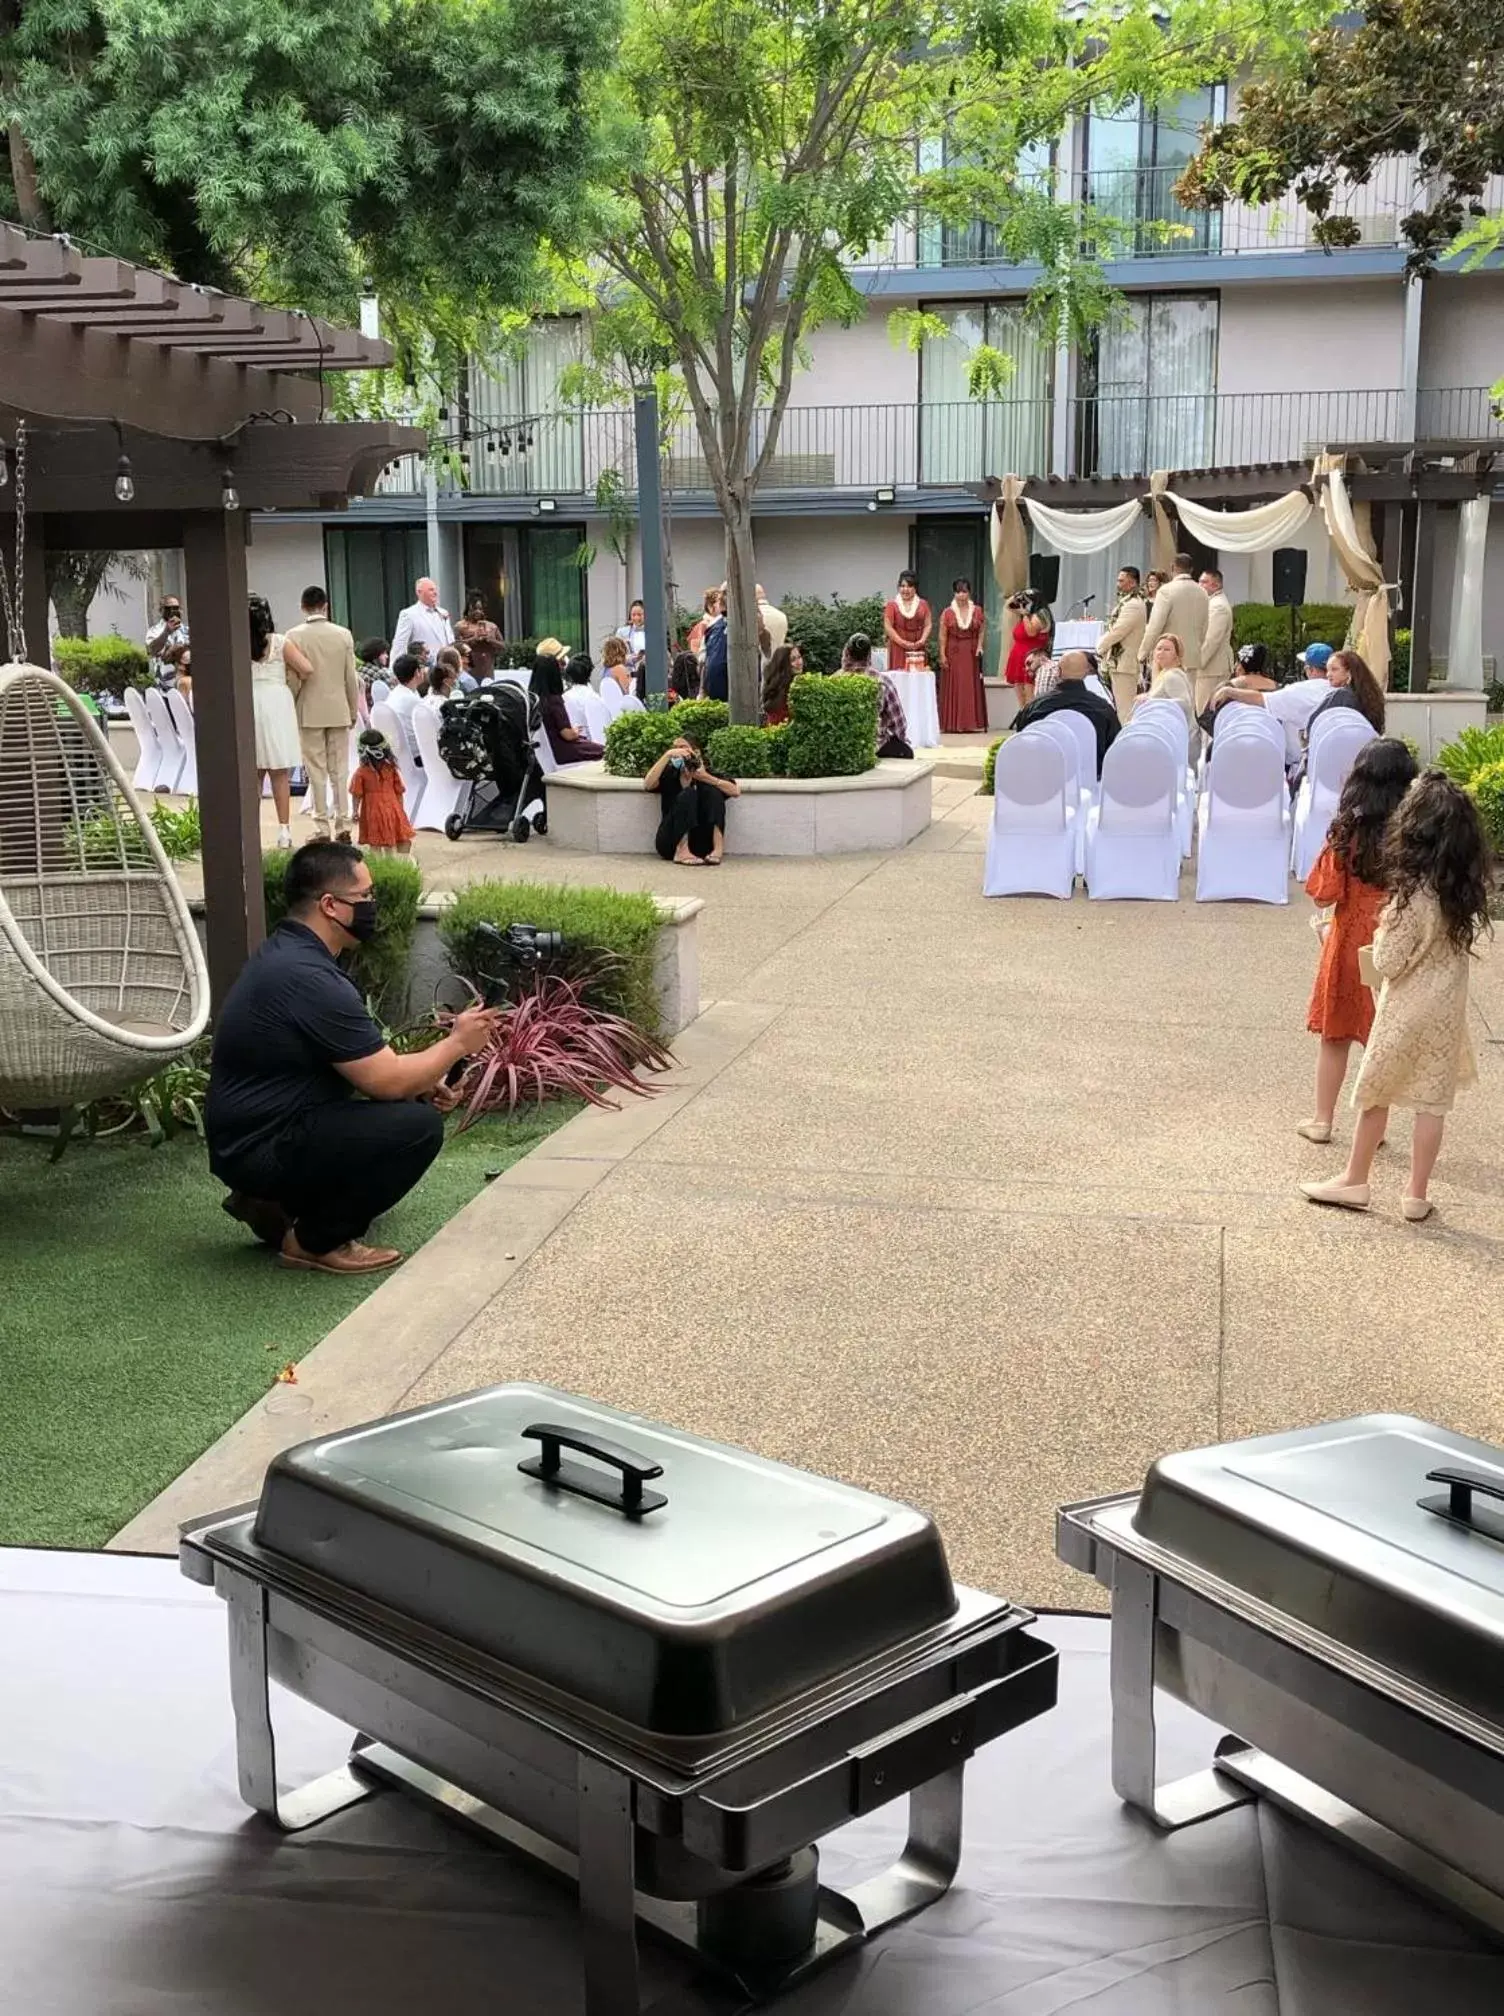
1303 772 1491 1223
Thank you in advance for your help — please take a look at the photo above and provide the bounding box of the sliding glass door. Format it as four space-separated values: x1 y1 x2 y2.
1080 293 1218 475
920 302 1053 483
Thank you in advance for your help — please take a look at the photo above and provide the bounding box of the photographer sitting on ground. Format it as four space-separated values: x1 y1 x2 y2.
643 733 740 865
206 841 499 1276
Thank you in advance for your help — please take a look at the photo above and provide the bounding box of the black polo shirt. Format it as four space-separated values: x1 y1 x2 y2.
205 921 385 1173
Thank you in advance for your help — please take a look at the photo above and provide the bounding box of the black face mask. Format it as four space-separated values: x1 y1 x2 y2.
334 896 379 943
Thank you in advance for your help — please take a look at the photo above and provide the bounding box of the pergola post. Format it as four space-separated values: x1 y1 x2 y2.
1409 501 1437 691
183 510 262 1009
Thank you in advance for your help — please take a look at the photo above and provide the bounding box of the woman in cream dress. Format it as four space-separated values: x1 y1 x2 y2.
249 594 311 848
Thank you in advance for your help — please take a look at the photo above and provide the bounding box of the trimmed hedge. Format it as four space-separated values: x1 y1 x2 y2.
1231 602 1351 677
667 697 730 747
262 849 421 1022
779 594 893 673
53 633 151 697
785 672 878 777
440 878 663 1034
1469 763 1504 858
980 734 1008 795
765 722 791 775
707 723 774 778
604 709 679 777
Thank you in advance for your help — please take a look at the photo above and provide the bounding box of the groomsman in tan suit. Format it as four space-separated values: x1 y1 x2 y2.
1199 567 1236 714
285 585 359 840
1140 552 1210 696
1098 564 1148 724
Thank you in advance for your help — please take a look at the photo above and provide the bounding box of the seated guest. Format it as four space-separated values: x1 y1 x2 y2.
1012 648 1120 775
842 631 912 758
359 638 390 708
565 650 595 692
642 732 740 865
426 647 463 709
384 651 424 761
1307 649 1386 737
1210 639 1335 767
760 642 801 725
669 649 701 703
1138 663 1197 735
599 635 646 717
1024 647 1058 700
537 651 603 763
207 842 499 1275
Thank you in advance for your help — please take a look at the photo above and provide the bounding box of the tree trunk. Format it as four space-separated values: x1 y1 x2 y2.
46 553 112 638
723 504 760 724
6 120 51 233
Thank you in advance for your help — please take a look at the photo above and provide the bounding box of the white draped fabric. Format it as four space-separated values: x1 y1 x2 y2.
1317 458 1390 687
1166 488 1313 552
1023 495 1144 555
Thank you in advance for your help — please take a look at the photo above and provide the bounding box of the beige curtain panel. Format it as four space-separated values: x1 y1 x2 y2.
1316 456 1390 689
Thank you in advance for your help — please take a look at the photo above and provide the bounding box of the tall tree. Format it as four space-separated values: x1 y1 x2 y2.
1178 0 1504 271
576 0 1317 721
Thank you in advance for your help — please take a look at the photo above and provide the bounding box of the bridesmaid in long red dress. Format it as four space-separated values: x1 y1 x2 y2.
882 570 932 667
938 576 987 733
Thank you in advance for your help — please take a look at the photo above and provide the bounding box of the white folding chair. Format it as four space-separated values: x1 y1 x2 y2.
165 689 198 797
122 685 163 792
1196 735 1292 904
532 721 562 779
565 686 611 743
982 736 1077 899
597 678 643 723
1124 712 1193 854
371 699 425 822
1025 718 1090 871
143 687 185 793
1291 717 1376 880
409 703 469 834
1085 736 1182 901
1042 706 1100 793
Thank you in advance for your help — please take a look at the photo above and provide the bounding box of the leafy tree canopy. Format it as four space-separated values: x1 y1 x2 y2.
1179 0 1504 270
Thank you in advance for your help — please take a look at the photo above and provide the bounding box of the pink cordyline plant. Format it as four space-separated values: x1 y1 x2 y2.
433 970 675 1128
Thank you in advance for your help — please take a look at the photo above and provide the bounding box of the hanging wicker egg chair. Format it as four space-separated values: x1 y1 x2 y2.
0 663 210 1109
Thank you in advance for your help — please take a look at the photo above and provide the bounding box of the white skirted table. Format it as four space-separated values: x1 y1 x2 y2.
1052 619 1106 655
888 667 941 748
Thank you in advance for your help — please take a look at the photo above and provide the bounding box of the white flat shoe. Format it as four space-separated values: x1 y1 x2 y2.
1301 1179 1370 1212
276 824 293 849
1296 1120 1333 1143
1401 1196 1434 1223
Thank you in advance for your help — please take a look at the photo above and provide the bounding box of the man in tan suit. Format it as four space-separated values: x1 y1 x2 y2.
1140 552 1210 699
1199 567 1236 715
1098 564 1147 725
285 585 359 840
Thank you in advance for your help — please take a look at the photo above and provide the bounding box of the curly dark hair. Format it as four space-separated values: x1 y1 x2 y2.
1326 737 1418 887
248 592 275 662
1328 651 1386 735
1383 770 1493 953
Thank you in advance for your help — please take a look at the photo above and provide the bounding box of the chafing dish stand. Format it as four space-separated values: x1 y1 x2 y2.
1058 1414 1504 1943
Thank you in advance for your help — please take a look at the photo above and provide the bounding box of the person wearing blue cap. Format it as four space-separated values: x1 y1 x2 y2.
1209 638 1336 769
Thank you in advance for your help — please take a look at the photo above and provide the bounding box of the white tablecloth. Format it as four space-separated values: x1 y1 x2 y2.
889 668 941 748
1054 619 1105 653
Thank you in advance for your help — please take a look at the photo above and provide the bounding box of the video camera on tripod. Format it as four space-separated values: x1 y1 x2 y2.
469 922 567 1006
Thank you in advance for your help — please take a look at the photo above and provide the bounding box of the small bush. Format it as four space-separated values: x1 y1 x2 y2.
706 723 774 778
53 633 151 698
1437 724 1504 787
1468 762 1504 858
981 734 1008 795
495 634 540 670
779 594 891 673
604 709 679 777
148 799 202 860
440 879 663 1034
765 722 791 775
1390 628 1413 693
1232 602 1351 677
785 672 878 777
263 849 422 1022
668 697 730 747
1485 677 1504 716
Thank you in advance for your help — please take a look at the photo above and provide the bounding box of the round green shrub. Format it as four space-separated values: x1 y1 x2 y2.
779 594 890 673
785 672 878 778
706 724 774 778
980 734 1008 795
263 849 421 1021
53 633 151 697
765 722 791 775
1468 761 1504 857
1437 724 1504 787
604 709 679 777
668 698 730 746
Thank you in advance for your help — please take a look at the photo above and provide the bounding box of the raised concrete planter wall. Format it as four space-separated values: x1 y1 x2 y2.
189 894 703 1037
1385 691 1489 762
546 759 934 856
984 680 1020 735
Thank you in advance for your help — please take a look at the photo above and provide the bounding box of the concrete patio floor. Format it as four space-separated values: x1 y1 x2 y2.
166 772 1504 1610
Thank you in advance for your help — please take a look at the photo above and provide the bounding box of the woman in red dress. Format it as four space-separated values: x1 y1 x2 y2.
1002 592 1051 707
937 576 987 733
882 571 931 668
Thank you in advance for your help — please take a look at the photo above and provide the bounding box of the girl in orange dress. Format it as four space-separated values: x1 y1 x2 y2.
1299 737 1417 1142
351 728 415 855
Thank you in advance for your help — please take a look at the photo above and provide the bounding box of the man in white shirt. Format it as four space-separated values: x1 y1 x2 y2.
1198 567 1236 714
391 577 454 664
384 652 425 763
756 583 788 657
1210 641 1335 766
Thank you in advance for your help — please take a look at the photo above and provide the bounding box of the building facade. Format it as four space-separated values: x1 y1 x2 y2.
245 94 1504 675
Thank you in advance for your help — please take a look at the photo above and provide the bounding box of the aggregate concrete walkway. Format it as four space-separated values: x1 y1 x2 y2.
174 774 1504 1607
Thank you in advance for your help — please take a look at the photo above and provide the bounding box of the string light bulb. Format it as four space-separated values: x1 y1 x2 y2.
114 454 135 503
221 466 240 512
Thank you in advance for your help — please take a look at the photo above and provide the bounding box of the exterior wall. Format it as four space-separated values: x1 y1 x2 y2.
783 308 919 409
1214 280 1406 397
1417 275 1504 390
751 516 912 603
83 565 153 645
247 519 326 632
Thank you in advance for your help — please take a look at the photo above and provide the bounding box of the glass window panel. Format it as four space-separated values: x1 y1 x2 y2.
920 303 1053 482
521 524 587 647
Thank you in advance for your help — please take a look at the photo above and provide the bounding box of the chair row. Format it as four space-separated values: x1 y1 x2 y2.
123 685 198 796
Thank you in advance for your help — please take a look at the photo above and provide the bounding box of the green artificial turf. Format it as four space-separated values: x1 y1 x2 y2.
0 1106 575 1549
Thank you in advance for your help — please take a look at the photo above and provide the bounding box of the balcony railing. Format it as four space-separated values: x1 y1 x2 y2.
367 388 1500 501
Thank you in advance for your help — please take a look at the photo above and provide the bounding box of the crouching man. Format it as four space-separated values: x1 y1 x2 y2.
206 841 497 1275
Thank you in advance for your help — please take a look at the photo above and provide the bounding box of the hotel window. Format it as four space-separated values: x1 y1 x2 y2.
1082 90 1226 257
1077 293 1219 476
919 302 1053 483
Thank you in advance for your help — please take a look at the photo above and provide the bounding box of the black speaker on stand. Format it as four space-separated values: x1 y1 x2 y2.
1272 547 1307 675
1029 552 1061 606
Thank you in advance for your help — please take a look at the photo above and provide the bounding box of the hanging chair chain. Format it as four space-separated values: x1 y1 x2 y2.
0 421 27 665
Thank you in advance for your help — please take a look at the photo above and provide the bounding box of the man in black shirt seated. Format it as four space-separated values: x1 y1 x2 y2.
206 841 498 1275
1010 649 1120 776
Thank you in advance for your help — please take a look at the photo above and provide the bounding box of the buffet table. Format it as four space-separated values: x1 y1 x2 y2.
5 1546 1499 2015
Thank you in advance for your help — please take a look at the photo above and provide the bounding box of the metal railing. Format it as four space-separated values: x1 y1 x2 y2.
367 388 1500 500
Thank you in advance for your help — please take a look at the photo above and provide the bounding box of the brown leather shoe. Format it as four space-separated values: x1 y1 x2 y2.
279 1231 402 1274
223 1191 292 1248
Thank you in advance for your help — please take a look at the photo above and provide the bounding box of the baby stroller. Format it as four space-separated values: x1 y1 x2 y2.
437 683 546 843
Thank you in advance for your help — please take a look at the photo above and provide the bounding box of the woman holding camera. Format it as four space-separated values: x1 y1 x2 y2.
1003 591 1051 707
643 734 740 865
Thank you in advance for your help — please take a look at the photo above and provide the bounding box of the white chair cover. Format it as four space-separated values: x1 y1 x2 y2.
1291 717 1377 881
597 678 641 721
1196 735 1292 904
1085 736 1182 901
1082 673 1112 705
1036 704 1099 788
165 689 197 797
565 686 611 743
143 687 184 793
982 736 1077 899
532 721 562 778
122 686 162 792
370 700 425 821
1025 717 1090 871
409 703 468 833
1122 713 1193 854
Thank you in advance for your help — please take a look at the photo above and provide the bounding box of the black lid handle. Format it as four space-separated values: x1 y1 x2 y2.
519 1421 667 1517
1420 1466 1504 1530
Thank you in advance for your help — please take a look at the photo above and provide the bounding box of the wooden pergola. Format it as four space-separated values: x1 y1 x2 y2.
0 224 424 1007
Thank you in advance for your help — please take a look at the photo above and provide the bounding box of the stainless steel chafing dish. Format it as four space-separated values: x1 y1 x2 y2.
183 1384 1058 2012
1058 1413 1504 1939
